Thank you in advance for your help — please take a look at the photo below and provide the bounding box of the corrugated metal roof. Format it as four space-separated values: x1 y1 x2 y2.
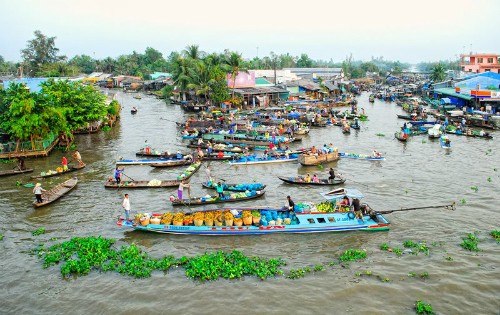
434 88 472 100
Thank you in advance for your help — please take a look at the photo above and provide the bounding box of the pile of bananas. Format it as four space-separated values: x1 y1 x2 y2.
315 202 335 213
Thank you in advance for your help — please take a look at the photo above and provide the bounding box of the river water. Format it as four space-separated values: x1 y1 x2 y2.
0 91 499 315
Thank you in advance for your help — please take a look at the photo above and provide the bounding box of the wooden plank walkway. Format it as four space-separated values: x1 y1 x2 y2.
0 138 59 159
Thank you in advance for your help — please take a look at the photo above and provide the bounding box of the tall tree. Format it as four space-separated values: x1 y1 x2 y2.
296 53 313 68
68 54 96 74
183 44 205 60
20 30 66 75
224 51 247 106
430 63 446 82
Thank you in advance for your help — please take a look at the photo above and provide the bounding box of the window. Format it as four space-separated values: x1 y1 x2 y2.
487 58 493 63
485 69 491 72
307 218 315 224
469 69 472 72
317 218 326 223
478 58 483 63
328 217 336 223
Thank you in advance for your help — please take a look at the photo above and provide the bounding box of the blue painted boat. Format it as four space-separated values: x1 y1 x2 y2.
229 154 299 166
116 188 391 235
440 135 451 149
116 157 186 165
202 181 266 192
339 152 385 161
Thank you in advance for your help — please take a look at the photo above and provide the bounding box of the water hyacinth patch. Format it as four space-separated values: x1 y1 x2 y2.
490 230 500 243
32 228 46 236
415 300 434 314
461 232 480 251
339 249 367 261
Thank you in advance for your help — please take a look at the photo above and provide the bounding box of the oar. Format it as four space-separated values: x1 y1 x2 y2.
376 203 456 214
121 172 135 182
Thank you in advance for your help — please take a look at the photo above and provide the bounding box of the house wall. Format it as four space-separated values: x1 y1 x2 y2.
461 54 500 73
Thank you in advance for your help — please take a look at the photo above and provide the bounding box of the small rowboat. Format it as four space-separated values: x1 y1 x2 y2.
33 177 78 208
229 154 299 166
31 164 85 179
202 182 266 192
0 168 34 177
170 190 265 206
339 152 385 161
105 179 181 188
440 135 451 149
395 131 408 141
131 108 138 114
278 176 346 186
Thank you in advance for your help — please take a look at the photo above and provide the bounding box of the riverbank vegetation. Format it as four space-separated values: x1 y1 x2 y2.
0 79 114 149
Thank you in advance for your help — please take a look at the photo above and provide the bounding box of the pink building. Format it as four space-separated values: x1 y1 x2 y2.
460 53 500 73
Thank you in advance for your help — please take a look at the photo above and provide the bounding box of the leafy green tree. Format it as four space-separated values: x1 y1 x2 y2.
20 30 66 75
296 54 313 68
183 44 205 60
0 55 17 75
187 62 213 102
68 55 96 74
209 66 230 105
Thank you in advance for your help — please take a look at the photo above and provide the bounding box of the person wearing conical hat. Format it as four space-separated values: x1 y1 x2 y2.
33 183 46 204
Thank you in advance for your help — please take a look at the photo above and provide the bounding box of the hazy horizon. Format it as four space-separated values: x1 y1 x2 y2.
1 0 499 64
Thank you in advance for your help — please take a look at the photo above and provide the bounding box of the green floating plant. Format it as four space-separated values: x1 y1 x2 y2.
490 230 500 243
461 232 480 251
340 249 367 261
32 228 46 236
415 300 434 314
470 186 479 192
460 198 466 205
487 177 492 182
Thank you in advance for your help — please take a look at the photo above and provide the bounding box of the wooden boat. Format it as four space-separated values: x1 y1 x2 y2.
149 159 193 168
31 164 85 179
202 182 266 192
200 153 240 161
339 152 385 161
369 95 375 102
394 131 408 141
440 135 451 149
342 125 351 133
428 124 442 139
135 150 177 157
0 168 34 177
170 190 265 206
131 108 138 114
444 129 493 139
33 177 78 208
187 141 251 152
116 157 187 165
105 179 181 188
117 189 391 235
298 150 339 166
278 176 346 186
175 161 202 180
229 154 299 166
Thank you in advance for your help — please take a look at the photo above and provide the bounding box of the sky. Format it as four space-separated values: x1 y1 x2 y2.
1 0 499 64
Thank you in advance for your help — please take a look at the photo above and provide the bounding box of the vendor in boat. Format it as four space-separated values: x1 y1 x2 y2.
305 174 311 183
262 150 269 160
312 174 319 183
73 150 84 166
217 150 224 159
197 147 204 159
61 156 69 172
328 168 336 183
17 156 26 171
352 198 364 222
286 195 295 211
114 167 124 185
33 183 46 204
371 150 382 158
215 182 224 199
338 196 350 211
178 179 191 200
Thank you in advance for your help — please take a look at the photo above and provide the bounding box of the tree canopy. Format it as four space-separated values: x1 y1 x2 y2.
21 30 66 75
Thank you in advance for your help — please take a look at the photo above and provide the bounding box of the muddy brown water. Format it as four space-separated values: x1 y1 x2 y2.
0 91 499 314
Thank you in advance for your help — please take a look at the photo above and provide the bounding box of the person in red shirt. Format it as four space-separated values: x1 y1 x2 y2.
61 156 68 171
217 151 224 159
269 142 274 150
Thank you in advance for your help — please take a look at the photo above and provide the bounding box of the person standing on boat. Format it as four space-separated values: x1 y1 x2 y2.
286 196 295 211
216 182 224 199
115 167 124 185
33 183 46 204
61 156 69 172
178 179 190 200
122 194 131 223
73 150 84 166
205 165 213 183
17 156 26 171
328 168 336 183
352 198 364 222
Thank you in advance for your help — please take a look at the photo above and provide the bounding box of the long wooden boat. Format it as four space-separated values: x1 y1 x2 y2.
31 164 85 179
170 190 265 206
135 150 177 157
339 152 385 161
444 129 493 139
175 161 202 180
278 176 346 186
116 189 391 235
116 157 187 165
149 159 193 168
201 153 240 161
229 154 299 166
105 179 181 188
0 168 34 177
298 150 339 166
187 142 251 152
33 177 78 208
202 182 266 192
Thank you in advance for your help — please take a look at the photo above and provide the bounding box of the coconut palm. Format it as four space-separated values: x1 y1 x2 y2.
171 55 192 101
183 44 205 60
224 52 248 106
431 63 446 82
187 62 214 103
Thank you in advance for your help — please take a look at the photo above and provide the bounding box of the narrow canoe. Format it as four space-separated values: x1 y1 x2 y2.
105 180 181 188
117 158 187 165
339 152 385 161
278 176 346 186
444 130 493 139
135 151 177 158
31 164 85 179
0 168 34 177
33 177 78 208
170 190 265 206
176 162 203 180
202 182 266 192
395 131 408 141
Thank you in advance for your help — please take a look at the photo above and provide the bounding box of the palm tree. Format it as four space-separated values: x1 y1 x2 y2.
431 63 446 82
183 44 205 60
224 52 247 107
187 62 214 103
171 56 191 101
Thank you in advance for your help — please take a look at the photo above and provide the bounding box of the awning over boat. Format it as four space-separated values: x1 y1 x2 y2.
320 188 364 200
